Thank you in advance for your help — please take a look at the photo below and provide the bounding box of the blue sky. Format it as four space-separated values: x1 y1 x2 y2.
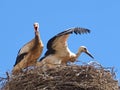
0 0 120 80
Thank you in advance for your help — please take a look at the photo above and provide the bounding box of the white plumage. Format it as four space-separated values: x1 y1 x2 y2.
36 27 94 68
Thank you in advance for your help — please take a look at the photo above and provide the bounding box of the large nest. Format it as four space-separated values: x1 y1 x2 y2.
1 62 119 90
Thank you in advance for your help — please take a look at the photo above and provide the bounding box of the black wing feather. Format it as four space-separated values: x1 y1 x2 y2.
14 52 28 67
57 27 90 36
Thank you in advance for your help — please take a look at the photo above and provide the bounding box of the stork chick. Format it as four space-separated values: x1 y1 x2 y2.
12 23 43 74
62 46 94 65
37 27 94 68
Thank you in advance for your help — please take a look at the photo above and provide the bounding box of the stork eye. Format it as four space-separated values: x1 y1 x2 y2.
84 48 87 50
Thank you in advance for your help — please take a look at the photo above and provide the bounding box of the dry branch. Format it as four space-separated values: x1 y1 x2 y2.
1 62 119 90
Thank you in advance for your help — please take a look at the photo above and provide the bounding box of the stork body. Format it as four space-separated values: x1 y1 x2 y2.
12 23 43 74
37 27 94 68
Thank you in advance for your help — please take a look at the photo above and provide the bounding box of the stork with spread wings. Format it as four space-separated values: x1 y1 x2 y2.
37 27 94 68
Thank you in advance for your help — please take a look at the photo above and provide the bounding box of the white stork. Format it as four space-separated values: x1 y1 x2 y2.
36 27 94 68
12 23 44 74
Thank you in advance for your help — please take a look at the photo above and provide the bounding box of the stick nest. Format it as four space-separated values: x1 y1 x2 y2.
1 62 119 90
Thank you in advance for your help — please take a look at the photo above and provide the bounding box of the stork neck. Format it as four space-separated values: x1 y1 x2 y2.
35 30 41 40
76 48 83 59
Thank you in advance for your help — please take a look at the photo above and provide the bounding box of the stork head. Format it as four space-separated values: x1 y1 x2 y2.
34 22 39 31
80 46 94 59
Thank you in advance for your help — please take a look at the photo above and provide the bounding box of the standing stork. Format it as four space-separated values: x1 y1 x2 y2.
12 23 44 74
37 27 94 68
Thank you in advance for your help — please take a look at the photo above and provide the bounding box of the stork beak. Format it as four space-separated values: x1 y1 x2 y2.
34 23 39 31
34 26 38 31
85 51 94 59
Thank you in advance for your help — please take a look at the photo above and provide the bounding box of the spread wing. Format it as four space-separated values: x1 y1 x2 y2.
40 27 90 61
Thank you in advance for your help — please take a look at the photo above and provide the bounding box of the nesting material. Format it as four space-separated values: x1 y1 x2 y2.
1 62 119 90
